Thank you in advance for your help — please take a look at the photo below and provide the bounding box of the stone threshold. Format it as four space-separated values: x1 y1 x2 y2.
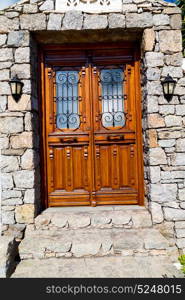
30 205 152 232
45 205 146 213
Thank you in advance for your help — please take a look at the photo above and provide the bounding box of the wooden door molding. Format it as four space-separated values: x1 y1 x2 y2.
39 43 144 208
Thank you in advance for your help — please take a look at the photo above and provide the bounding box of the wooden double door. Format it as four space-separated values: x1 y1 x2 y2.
41 43 144 207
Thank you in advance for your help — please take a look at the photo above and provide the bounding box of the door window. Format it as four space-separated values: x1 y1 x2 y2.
56 70 80 129
100 68 125 128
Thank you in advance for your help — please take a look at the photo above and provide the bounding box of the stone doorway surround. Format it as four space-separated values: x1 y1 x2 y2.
0 0 185 255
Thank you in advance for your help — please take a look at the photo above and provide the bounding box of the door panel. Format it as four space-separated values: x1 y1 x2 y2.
42 44 144 207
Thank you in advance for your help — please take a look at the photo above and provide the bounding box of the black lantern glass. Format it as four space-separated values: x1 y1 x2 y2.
161 74 176 102
9 75 24 102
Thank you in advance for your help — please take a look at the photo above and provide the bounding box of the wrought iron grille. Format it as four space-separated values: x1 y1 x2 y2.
55 71 80 130
100 68 125 128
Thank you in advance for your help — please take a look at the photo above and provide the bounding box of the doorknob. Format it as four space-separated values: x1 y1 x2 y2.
107 135 124 141
60 137 77 143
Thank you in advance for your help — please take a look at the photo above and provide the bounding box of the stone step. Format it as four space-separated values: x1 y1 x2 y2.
31 206 153 231
19 227 176 260
11 256 183 278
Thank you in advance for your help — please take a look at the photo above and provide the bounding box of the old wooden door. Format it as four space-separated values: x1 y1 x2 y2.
41 43 144 207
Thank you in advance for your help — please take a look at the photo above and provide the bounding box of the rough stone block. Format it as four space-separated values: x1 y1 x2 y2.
165 115 182 127
158 131 181 140
2 211 15 225
20 14 46 30
0 117 23 134
142 28 155 52
68 215 91 229
7 31 29 47
63 11 83 30
91 215 112 227
146 68 161 81
1 156 19 173
11 64 30 80
159 139 175 148
179 189 185 201
51 215 68 228
170 14 182 29
176 238 185 249
164 53 183 66
0 96 7 112
176 229 185 238
145 52 164 67
132 212 152 228
147 81 163 95
48 13 63 30
150 202 164 224
148 114 165 128
122 4 137 12
15 47 30 63
176 105 185 116
162 66 183 78
0 236 17 278
144 233 169 249
0 16 19 33
0 137 9 150
23 4 38 14
84 14 108 30
171 153 185 166
126 12 153 28
15 204 35 224
0 82 11 95
175 221 185 229
71 242 101 257
0 69 10 81
1 174 14 189
151 183 177 203
148 129 158 148
0 34 7 46
21 149 39 170
24 189 38 204
13 170 35 188
176 138 185 152
149 148 167 165
159 105 175 115
163 7 181 15
164 207 185 221
39 0 54 11
24 112 32 131
108 13 125 28
153 14 170 26
2 198 23 206
2 190 22 200
150 166 161 183
159 30 182 53
10 132 33 149
8 95 31 111
0 48 13 61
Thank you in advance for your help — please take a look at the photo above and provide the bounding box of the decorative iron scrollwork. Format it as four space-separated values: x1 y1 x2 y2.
100 68 125 129
56 71 80 130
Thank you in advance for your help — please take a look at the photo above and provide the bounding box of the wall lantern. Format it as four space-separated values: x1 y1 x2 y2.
161 74 176 102
9 75 24 102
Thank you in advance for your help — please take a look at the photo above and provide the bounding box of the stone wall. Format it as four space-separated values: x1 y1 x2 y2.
0 0 185 250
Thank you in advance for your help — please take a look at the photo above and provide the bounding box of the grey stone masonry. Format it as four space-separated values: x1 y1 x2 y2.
0 0 184 253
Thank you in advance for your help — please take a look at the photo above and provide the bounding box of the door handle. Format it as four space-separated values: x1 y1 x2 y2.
107 135 124 141
60 137 77 143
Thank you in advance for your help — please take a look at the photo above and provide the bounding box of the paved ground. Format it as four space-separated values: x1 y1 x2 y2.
12 256 183 278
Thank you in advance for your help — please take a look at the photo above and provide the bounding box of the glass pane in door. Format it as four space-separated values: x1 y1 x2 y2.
100 68 125 128
56 70 80 129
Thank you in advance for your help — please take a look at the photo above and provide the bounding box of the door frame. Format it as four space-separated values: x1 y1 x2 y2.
38 42 144 209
